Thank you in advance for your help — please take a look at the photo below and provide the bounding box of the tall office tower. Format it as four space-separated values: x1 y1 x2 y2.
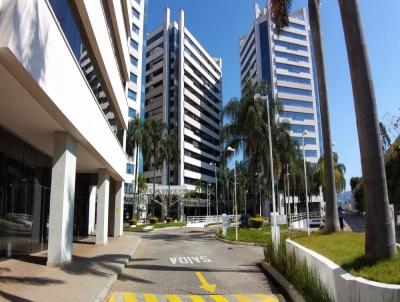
125 0 146 195
240 4 322 163
0 0 135 264
144 8 223 189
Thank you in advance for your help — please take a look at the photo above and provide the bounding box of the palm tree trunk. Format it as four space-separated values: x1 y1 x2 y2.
308 0 340 233
134 146 139 193
338 0 397 260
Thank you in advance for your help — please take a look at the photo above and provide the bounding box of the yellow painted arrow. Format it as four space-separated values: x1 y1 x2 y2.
195 272 216 293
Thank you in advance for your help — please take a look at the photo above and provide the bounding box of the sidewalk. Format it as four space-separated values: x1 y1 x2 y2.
0 233 142 302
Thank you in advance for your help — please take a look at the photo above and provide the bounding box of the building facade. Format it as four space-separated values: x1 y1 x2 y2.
0 0 144 265
124 0 146 197
143 8 223 189
240 4 321 163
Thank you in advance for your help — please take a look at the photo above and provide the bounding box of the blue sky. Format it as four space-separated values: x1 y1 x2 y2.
145 0 400 190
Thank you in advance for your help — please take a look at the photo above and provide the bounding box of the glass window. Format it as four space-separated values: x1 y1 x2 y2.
291 124 315 133
305 150 318 157
126 163 135 174
132 7 140 19
277 74 311 85
124 183 134 194
278 86 312 96
130 55 138 66
128 89 137 100
274 40 308 52
128 107 136 118
275 51 309 62
276 62 310 74
130 72 137 83
134 0 140 4
276 30 306 41
280 98 314 108
132 23 139 35
280 111 314 121
130 38 139 50
292 136 317 145
289 22 306 30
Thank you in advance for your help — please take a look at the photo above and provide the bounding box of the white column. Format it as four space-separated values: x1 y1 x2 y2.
113 181 124 237
177 9 185 185
88 185 96 235
96 169 110 245
47 132 76 266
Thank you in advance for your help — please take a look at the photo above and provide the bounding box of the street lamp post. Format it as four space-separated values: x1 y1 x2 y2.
302 130 311 236
227 146 238 241
207 183 211 217
254 93 278 251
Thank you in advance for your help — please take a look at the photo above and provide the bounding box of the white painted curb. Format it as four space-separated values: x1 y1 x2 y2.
286 239 400 302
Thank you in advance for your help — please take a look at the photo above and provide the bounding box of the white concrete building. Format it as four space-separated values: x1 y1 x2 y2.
240 4 322 163
0 0 144 265
143 8 223 190
125 0 145 196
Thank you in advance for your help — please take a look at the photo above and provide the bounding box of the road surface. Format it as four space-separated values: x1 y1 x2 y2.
108 227 287 302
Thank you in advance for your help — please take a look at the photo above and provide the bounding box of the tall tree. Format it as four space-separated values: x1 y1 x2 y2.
161 134 180 218
126 118 143 194
316 152 346 197
379 122 391 151
338 0 397 260
143 119 165 215
308 0 340 233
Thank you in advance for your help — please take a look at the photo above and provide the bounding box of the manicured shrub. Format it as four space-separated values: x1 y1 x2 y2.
166 217 173 223
249 217 264 228
149 217 158 224
129 219 137 226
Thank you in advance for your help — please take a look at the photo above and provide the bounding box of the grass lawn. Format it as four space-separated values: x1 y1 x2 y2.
124 222 185 232
294 232 400 284
217 225 305 244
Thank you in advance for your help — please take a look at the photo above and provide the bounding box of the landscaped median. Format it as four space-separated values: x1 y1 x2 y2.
123 222 185 232
217 226 400 302
287 233 400 302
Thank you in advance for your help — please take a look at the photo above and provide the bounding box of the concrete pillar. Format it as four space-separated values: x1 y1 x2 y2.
88 185 96 235
96 169 109 245
47 132 76 266
113 181 124 237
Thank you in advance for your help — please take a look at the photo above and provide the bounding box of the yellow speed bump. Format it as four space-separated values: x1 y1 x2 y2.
108 293 282 302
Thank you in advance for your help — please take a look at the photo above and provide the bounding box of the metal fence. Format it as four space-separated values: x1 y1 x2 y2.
186 215 240 225
289 211 322 227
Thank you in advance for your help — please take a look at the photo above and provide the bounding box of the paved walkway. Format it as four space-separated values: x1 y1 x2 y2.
109 228 286 302
0 234 142 302
344 212 400 242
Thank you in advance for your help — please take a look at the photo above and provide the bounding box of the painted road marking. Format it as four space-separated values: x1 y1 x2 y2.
144 294 159 302
196 272 216 293
108 293 284 302
210 295 230 302
170 256 212 264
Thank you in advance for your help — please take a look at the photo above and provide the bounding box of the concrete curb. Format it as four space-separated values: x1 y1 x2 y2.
94 237 143 302
214 235 265 247
260 261 306 302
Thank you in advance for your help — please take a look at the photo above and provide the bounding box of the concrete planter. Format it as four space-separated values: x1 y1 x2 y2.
214 235 265 247
286 239 400 302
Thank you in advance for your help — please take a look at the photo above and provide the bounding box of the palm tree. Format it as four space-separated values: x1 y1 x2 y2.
316 153 346 198
142 119 165 215
338 0 397 260
308 0 340 233
126 118 143 194
161 134 180 218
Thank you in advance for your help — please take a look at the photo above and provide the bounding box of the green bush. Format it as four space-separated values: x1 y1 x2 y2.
166 217 173 223
149 217 158 224
264 241 333 302
129 219 137 226
249 217 264 228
